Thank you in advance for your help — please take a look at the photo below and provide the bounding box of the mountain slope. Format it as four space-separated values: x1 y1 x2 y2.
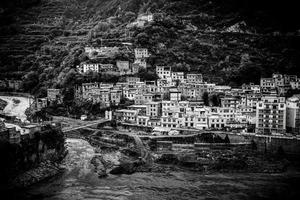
0 0 299 94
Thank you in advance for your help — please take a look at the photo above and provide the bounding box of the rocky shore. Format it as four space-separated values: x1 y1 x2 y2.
0 98 7 111
9 161 65 189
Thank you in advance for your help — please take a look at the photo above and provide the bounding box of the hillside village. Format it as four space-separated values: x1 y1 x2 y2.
31 37 300 137
1 7 299 139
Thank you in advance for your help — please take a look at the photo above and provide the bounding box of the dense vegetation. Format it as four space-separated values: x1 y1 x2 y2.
0 0 299 96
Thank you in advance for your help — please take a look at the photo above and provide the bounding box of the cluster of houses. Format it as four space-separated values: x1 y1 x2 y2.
103 71 300 136
127 13 154 28
29 89 63 112
0 121 60 144
76 47 149 76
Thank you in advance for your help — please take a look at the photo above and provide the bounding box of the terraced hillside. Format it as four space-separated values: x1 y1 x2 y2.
0 0 299 94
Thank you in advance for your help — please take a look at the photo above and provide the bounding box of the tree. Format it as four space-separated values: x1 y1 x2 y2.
22 71 39 93
202 92 209 106
211 94 221 107
224 134 230 143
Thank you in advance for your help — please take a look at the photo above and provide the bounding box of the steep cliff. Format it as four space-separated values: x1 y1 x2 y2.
0 126 65 189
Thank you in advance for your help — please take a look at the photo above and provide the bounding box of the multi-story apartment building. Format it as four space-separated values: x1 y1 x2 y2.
286 96 300 134
114 109 138 123
127 105 147 116
110 90 122 105
134 58 147 69
123 88 137 100
208 115 226 129
240 93 261 109
186 73 203 83
220 97 240 109
161 109 183 128
137 115 150 126
256 95 286 135
171 72 185 82
77 63 99 74
290 80 300 90
126 77 141 84
260 78 275 93
209 107 236 123
214 85 232 93
146 101 162 118
156 66 172 80
134 93 154 105
170 88 182 101
178 83 207 101
134 48 149 58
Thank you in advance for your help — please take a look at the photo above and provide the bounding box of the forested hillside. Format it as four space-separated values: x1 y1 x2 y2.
0 0 299 95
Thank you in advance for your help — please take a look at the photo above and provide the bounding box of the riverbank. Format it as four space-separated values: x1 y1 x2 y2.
3 138 300 200
0 98 7 111
80 128 296 176
8 161 65 189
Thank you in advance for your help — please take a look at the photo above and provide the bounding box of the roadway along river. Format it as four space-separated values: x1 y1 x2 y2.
6 138 300 200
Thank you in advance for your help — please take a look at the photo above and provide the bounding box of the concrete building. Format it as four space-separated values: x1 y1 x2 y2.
171 72 185 82
114 109 138 123
156 66 172 80
208 115 226 129
110 90 122 105
126 77 141 84
134 58 147 69
137 13 154 22
146 101 162 118
127 105 147 116
286 96 300 134
137 115 150 126
134 48 149 58
135 93 154 105
221 97 240 109
169 88 181 101
186 73 203 83
256 95 286 135
161 110 182 128
77 63 99 74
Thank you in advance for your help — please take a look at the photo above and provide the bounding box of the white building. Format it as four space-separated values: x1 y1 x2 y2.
77 63 99 74
137 13 154 22
186 73 203 83
134 48 149 58
286 96 300 134
156 66 172 81
256 95 286 135
208 115 226 129
171 72 185 82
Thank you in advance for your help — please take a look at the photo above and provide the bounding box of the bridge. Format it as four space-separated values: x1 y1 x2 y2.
51 116 110 133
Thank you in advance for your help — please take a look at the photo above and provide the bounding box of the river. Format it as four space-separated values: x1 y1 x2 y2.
5 138 299 200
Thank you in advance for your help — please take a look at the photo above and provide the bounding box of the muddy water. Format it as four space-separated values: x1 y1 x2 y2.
10 139 300 200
